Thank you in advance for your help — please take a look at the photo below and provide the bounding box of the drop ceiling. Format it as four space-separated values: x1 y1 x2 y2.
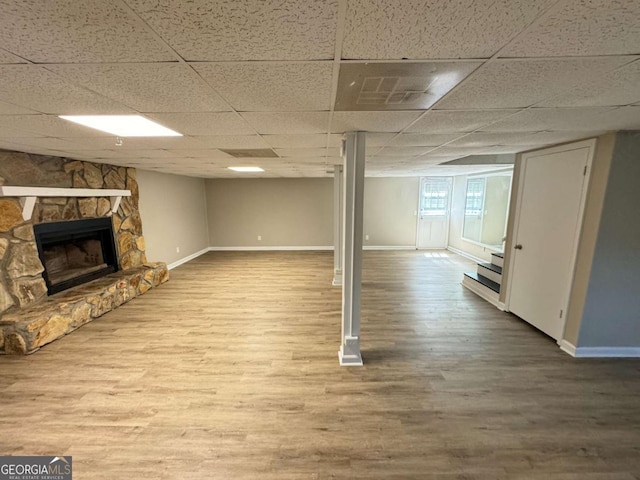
0 0 639 178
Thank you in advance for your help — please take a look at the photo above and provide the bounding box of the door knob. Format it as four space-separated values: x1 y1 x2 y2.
514 244 523 250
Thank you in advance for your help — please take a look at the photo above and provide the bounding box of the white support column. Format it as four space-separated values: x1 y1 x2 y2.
332 164 344 287
339 131 365 366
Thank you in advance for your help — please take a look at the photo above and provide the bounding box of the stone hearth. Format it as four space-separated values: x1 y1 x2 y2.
0 150 169 354
0 263 168 354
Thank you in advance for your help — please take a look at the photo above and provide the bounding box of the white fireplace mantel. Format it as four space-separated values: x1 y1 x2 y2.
0 186 132 221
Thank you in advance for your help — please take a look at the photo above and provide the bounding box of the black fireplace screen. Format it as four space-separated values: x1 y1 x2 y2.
34 217 119 295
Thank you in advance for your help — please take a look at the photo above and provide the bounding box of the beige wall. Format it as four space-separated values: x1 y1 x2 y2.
206 178 333 247
205 177 420 249
363 177 419 247
137 170 209 266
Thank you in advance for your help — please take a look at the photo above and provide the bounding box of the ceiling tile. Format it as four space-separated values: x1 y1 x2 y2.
147 113 256 136
65 135 219 150
423 146 490 157
0 137 80 150
0 0 173 63
365 133 397 147
49 150 115 160
374 146 434 157
281 157 333 165
241 112 329 134
0 127 45 139
503 0 640 57
591 106 640 131
40 149 127 160
509 131 606 145
479 145 543 154
389 133 462 146
342 0 556 59
539 59 640 108
163 149 232 159
0 100 38 115
478 107 615 132
100 149 177 159
263 134 341 148
193 135 270 149
0 66 133 114
330 112 421 133
446 132 535 147
49 63 232 113
275 148 331 158
0 136 81 151
128 0 338 61
52 136 156 150
435 58 632 110
121 136 213 150
0 49 27 64
0 141 59 157
419 153 472 162
406 110 518 133
0 114 113 137
193 62 333 111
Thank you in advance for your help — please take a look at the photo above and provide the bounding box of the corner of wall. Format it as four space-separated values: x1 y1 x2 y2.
562 133 616 346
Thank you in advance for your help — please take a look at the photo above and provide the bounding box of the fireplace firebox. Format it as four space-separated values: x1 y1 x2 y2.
34 217 119 295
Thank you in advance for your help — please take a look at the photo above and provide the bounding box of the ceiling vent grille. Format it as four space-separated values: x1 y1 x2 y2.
220 148 279 158
335 62 478 111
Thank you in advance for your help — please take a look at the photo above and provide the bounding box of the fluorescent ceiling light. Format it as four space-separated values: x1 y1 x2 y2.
228 166 264 172
59 115 182 137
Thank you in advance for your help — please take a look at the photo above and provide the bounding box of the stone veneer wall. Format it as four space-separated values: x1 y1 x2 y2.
0 149 147 317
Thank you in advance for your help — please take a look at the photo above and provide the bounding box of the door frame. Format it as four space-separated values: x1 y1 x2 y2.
503 139 596 341
415 176 453 250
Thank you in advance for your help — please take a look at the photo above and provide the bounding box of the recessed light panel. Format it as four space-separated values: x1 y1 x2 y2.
59 115 182 137
228 166 264 172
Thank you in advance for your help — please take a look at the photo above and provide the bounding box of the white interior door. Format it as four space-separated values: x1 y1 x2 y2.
417 177 452 249
507 141 594 340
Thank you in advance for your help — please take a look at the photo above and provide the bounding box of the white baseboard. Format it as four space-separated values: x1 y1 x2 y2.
447 246 488 264
559 340 640 357
363 245 416 250
208 246 333 251
208 245 418 252
559 340 577 357
461 276 505 311
167 247 210 270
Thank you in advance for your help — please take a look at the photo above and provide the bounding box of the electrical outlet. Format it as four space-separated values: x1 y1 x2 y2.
176 247 180 253
257 235 262 241
365 234 369 241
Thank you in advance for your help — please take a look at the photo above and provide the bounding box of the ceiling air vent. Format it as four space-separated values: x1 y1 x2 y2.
334 62 479 111
220 148 279 158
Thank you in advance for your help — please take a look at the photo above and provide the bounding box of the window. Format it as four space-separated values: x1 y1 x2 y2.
420 178 451 216
464 178 485 216
462 170 513 248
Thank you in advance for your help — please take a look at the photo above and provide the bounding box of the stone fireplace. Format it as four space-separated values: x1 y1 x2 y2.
34 217 119 295
0 150 169 354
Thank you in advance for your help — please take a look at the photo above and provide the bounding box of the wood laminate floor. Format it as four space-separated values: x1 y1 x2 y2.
1 251 639 479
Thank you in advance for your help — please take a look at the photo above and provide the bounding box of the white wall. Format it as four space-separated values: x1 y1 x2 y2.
364 177 419 247
137 170 209 266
